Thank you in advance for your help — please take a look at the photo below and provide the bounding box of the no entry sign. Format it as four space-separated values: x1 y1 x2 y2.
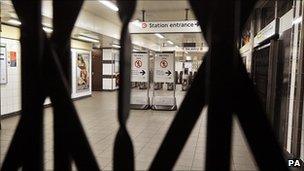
154 52 174 83
131 52 148 82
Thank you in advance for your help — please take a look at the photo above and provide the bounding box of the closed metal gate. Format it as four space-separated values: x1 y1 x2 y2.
0 0 289 171
252 45 270 110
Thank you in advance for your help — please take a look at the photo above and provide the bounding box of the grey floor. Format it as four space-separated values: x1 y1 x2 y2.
0 90 258 170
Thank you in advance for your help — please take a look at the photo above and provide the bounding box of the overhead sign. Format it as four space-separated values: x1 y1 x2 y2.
254 19 278 47
131 52 149 82
0 44 7 84
182 47 209 52
130 20 201 33
154 52 174 83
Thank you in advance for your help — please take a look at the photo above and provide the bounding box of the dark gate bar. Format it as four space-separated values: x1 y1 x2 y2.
0 0 291 171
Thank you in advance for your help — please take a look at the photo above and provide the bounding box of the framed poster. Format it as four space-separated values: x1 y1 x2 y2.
9 51 17 67
76 52 90 92
0 44 8 84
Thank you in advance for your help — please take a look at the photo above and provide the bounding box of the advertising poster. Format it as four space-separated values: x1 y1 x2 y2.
154 52 174 83
9 51 17 67
76 52 90 92
131 52 148 82
0 44 7 84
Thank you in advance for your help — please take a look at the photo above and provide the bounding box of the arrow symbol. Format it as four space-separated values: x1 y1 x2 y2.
140 70 146 75
165 70 171 76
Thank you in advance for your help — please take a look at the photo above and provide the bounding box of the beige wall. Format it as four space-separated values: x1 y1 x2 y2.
1 24 20 40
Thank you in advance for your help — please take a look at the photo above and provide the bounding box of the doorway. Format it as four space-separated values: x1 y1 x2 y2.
92 48 102 91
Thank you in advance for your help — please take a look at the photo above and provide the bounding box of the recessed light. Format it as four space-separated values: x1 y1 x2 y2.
7 18 21 26
293 16 302 25
154 33 164 39
77 35 99 43
167 40 174 45
112 44 121 48
43 27 53 33
99 0 119 12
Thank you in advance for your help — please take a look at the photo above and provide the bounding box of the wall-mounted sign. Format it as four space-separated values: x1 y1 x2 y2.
131 52 149 82
130 20 201 33
254 19 278 47
0 44 8 84
154 52 174 83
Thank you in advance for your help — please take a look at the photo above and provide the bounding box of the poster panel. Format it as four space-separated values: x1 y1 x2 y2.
9 51 17 67
0 44 8 84
76 52 90 92
131 52 149 82
154 52 174 83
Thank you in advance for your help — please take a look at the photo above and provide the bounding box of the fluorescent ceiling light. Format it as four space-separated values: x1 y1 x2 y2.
7 18 21 26
133 49 139 52
167 40 174 45
293 16 302 25
185 51 189 54
99 0 119 12
132 20 141 28
175 45 179 48
112 44 121 48
43 27 53 33
186 56 192 60
77 35 99 43
154 33 164 39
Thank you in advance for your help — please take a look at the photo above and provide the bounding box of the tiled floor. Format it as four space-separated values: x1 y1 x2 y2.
0 91 258 170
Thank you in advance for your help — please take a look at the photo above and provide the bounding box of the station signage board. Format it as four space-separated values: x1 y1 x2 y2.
130 20 201 33
131 52 149 82
0 44 7 84
254 19 278 47
154 52 174 83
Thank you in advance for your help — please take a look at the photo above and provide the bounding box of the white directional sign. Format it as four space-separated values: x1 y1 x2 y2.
130 20 201 33
131 52 149 82
154 52 174 83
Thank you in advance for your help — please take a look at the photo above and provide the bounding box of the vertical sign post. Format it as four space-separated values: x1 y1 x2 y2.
130 52 150 109
152 51 177 110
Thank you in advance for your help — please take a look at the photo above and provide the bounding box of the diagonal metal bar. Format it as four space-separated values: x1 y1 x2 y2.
150 0 290 171
233 53 289 170
149 53 208 170
42 32 100 171
203 0 237 169
113 1 137 171
51 0 84 170
1 0 100 170
1 0 45 170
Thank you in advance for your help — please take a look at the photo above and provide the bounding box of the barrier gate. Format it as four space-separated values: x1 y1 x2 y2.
0 0 290 171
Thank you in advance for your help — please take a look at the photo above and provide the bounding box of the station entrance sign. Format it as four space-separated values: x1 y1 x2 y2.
130 20 201 33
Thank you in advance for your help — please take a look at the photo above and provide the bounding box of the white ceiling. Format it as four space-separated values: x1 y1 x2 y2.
1 0 205 52
132 33 204 48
